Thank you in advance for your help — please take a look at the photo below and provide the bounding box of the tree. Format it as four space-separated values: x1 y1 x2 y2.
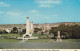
34 28 42 33
49 24 80 39
22 28 26 34
70 25 80 39
49 27 58 38
11 27 18 34
57 24 72 38
3 30 8 34
0 31 3 34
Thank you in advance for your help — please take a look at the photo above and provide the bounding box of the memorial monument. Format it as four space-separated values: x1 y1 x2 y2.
56 31 62 41
22 17 38 41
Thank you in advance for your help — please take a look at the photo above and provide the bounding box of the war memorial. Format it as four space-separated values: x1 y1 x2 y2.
0 0 80 51
0 17 80 49
17 17 38 42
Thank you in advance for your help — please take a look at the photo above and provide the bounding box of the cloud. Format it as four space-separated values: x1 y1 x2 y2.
0 2 10 7
35 0 61 7
29 10 38 13
0 11 22 17
6 12 22 17
39 4 53 7
28 10 40 16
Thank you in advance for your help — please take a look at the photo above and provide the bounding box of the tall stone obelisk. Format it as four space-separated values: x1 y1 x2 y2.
56 31 62 41
22 17 31 40
26 17 30 35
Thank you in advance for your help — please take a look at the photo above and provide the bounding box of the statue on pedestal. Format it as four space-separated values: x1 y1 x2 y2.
56 31 62 41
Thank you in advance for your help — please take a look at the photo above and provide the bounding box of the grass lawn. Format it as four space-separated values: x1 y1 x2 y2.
0 38 21 42
64 39 80 42
0 34 80 42
27 39 54 42
0 34 80 49
0 34 21 42
1 34 22 37
27 39 80 42
32 33 48 37
0 37 80 42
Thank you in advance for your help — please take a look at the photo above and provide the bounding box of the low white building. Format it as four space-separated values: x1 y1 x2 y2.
5 28 12 33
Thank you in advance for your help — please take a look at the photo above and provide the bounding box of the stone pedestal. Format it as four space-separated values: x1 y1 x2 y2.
56 31 62 41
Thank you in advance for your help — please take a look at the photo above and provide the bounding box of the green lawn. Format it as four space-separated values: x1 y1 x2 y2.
0 38 20 42
64 39 80 42
27 39 80 42
32 33 48 37
1 33 47 38
0 34 80 42
27 39 54 42
0 34 21 42
0 37 80 42
2 34 22 37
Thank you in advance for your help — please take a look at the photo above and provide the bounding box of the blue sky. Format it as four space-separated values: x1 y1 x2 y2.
0 0 80 24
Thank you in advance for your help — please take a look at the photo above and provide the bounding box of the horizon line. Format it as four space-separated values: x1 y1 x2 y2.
0 22 80 25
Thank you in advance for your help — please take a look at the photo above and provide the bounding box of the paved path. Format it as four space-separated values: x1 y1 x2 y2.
0 42 80 49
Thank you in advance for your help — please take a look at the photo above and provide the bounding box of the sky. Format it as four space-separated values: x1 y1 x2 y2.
0 0 80 24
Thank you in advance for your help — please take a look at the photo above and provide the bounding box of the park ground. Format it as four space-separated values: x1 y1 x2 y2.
0 34 80 42
0 34 80 49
